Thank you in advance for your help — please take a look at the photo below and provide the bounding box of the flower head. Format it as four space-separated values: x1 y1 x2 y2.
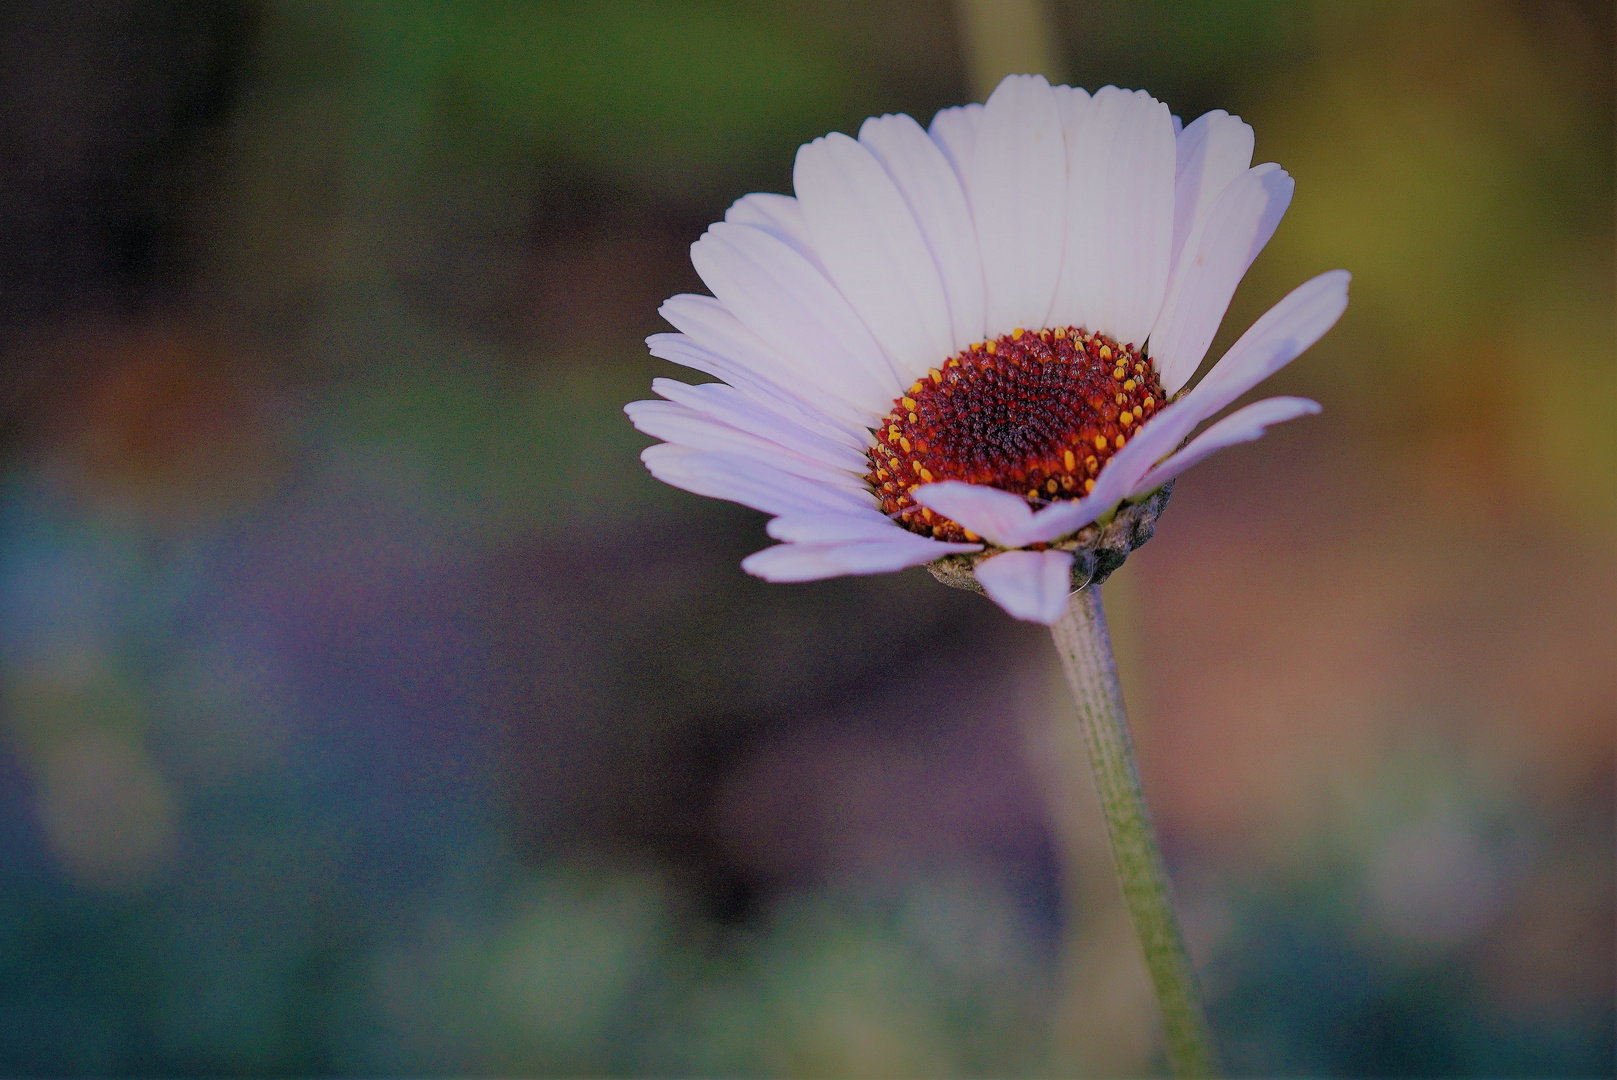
628 74 1349 624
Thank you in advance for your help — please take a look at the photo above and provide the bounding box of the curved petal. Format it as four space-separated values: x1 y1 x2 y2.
641 445 875 519
912 481 1037 547
626 400 869 491
1053 86 1176 346
1170 110 1255 277
724 192 825 273
690 222 901 411
928 102 983 201
1079 269 1351 506
859 112 986 352
647 323 875 436
1151 163 1294 394
650 378 870 468
1133 396 1320 494
764 509 914 543
971 74 1067 336
975 549 1075 624
742 536 980 582
794 132 954 383
1184 268 1351 419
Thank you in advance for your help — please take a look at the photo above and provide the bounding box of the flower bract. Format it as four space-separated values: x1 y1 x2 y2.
627 74 1349 623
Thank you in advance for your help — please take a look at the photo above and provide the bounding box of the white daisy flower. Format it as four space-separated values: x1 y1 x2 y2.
628 74 1350 625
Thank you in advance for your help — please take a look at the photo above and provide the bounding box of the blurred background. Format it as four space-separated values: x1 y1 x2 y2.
0 0 1611 1074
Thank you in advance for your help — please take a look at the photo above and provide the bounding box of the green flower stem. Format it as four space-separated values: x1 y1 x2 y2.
1050 586 1220 1078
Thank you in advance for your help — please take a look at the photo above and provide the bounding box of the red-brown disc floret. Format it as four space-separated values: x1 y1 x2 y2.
865 327 1165 543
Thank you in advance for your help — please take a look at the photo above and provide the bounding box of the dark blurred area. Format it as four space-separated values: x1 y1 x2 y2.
0 1 1611 1075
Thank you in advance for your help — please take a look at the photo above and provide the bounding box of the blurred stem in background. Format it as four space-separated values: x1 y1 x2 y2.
1052 590 1220 1077
951 0 1066 97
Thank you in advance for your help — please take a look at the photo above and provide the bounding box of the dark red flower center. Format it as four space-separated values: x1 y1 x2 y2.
866 327 1165 543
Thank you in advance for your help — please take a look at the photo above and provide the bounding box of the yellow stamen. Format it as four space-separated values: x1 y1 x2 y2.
1064 449 1077 471
1094 434 1108 451
1084 478 1096 493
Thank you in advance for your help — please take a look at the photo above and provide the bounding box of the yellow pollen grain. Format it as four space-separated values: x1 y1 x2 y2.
888 425 900 439
883 481 895 492
1113 367 1126 380
1084 478 1096 493
888 457 900 470
907 484 918 494
1012 328 1024 340
912 459 922 473
1135 362 1145 374
962 528 980 542
899 437 911 452
1143 396 1155 408
876 468 889 480
1064 449 1076 471
1120 411 1134 427
1114 435 1126 448
1116 392 1128 405
908 411 918 423
985 341 996 354
1094 434 1108 451
900 396 917 410
1053 327 1066 338
919 467 933 482
921 507 933 521
948 358 961 367
1046 479 1058 494
1100 345 1112 361
1026 489 1038 499
1124 379 1137 391
1085 455 1098 472
929 368 943 383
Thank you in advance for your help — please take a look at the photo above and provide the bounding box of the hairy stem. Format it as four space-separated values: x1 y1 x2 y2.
1050 586 1220 1078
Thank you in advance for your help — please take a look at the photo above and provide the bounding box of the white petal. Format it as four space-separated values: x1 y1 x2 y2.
765 510 913 543
650 378 870 468
1054 86 1176 345
912 481 1036 548
1169 110 1254 279
1184 268 1351 420
1077 269 1351 505
690 222 902 411
928 103 983 201
647 324 874 437
974 549 1075 624
971 74 1067 336
642 445 875 519
742 537 979 582
724 192 824 273
1046 84 1095 331
794 132 954 383
626 400 869 491
1133 397 1320 493
859 112 986 352
1151 163 1294 395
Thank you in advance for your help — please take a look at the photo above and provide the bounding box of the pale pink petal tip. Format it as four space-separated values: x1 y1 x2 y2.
974 548 1076 624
